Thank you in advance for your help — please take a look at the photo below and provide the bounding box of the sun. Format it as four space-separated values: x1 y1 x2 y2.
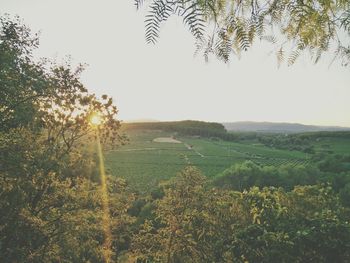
90 113 102 126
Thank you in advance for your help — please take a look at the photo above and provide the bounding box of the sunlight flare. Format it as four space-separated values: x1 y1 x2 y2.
96 131 113 263
90 112 103 126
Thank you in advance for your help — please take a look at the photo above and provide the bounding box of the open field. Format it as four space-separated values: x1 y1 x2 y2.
312 137 350 155
105 129 312 192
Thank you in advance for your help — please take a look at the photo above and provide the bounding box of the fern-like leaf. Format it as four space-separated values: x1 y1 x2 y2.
288 50 300 66
145 0 174 44
135 0 146 10
144 0 205 44
235 21 250 51
340 8 350 33
277 47 284 67
261 35 277 44
214 30 232 62
181 2 205 40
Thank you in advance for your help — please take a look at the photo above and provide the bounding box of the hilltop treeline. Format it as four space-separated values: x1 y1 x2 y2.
123 122 350 148
123 120 237 140
258 131 350 153
213 160 350 197
297 131 350 139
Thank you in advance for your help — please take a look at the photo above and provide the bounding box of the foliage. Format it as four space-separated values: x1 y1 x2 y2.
136 0 350 65
123 120 234 140
131 167 207 262
2 14 350 262
130 167 350 262
258 131 350 154
0 15 133 262
213 159 350 195
0 14 43 130
229 185 350 262
137 0 205 45
339 183 350 207
212 161 323 191
258 133 315 153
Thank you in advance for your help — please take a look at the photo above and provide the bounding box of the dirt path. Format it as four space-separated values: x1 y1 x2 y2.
109 148 158 152
153 137 182 143
184 143 205 158
152 137 205 158
110 137 205 158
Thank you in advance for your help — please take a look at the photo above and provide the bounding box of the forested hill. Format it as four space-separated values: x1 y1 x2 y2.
122 120 234 139
223 121 350 133
122 120 350 140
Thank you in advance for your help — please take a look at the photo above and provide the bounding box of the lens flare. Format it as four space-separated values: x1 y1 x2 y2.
90 113 102 126
96 131 112 263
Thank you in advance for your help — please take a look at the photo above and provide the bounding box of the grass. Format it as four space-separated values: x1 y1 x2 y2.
312 137 350 155
105 129 313 193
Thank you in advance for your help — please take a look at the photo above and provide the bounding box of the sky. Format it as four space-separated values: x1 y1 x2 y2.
1 0 350 127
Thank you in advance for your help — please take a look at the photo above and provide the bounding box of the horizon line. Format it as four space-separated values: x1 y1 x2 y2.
121 118 350 128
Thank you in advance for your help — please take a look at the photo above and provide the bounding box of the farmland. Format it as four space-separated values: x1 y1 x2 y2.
105 129 312 192
312 137 350 154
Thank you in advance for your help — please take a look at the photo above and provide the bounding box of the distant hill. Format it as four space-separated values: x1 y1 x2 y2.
122 120 238 140
123 120 225 133
223 121 350 133
123 119 159 123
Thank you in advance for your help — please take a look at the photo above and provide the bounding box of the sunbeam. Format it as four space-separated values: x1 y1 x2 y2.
96 129 112 263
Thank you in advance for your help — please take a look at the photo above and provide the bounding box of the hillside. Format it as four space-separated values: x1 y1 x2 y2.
223 121 350 133
122 120 233 139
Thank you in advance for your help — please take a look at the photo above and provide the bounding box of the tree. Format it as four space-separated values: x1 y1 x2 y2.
131 166 209 262
136 0 350 65
130 168 350 262
0 15 45 130
130 166 245 262
0 15 133 262
228 185 350 262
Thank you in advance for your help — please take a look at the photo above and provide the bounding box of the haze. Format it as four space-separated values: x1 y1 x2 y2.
1 0 350 127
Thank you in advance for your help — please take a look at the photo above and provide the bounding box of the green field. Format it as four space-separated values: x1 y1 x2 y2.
105 129 311 193
312 137 350 154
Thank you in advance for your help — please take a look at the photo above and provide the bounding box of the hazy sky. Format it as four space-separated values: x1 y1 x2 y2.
1 0 350 126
